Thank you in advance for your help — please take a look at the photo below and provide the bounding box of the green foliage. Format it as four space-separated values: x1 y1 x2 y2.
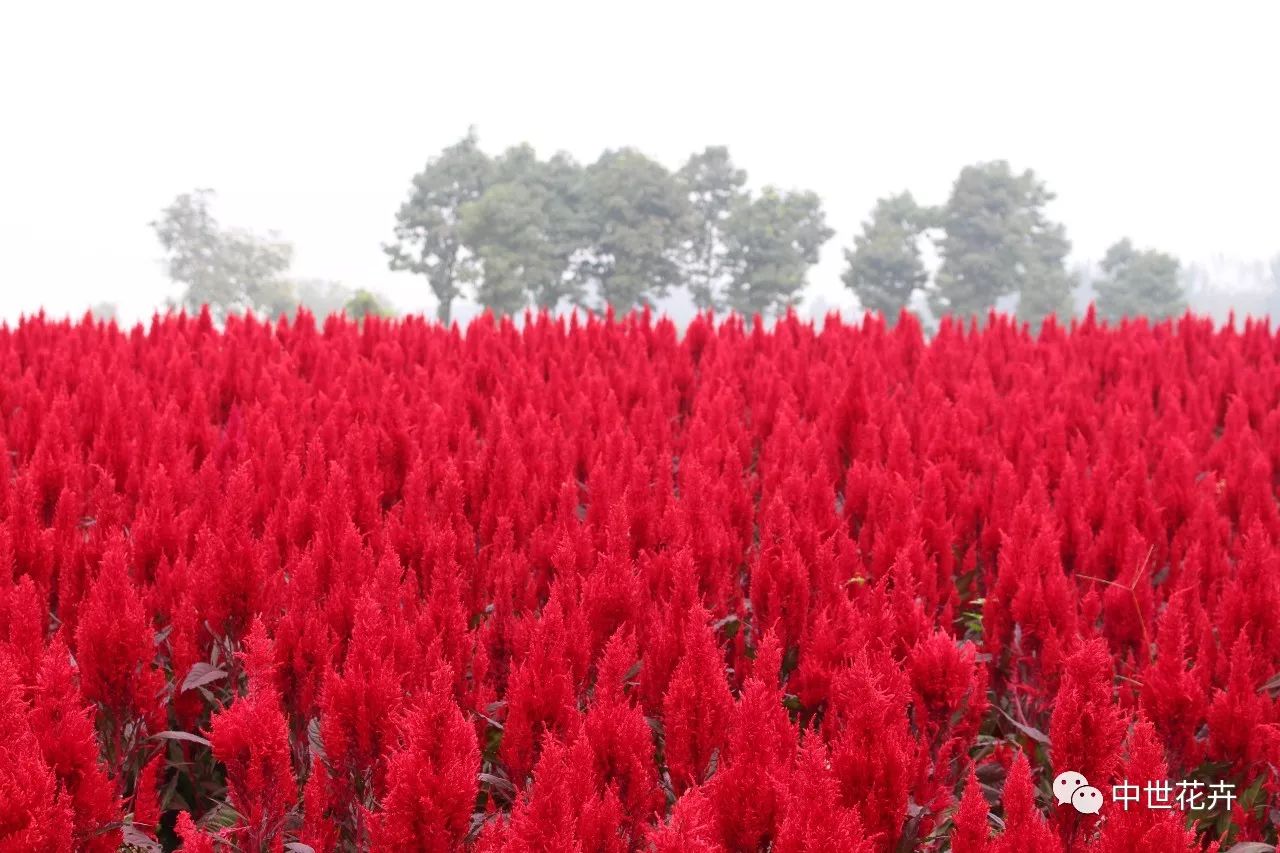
722 188 833 318
572 149 693 312
677 146 748 311
151 189 295 322
385 128 494 325
1094 238 1185 321
344 288 394 320
1016 268 1076 329
459 145 584 315
929 161 1072 325
295 279 353 318
841 191 928 322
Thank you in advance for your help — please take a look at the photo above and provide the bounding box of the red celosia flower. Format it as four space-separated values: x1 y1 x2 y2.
662 609 734 794
174 811 217 853
992 752 1061 853
369 667 479 852
480 731 627 853
774 737 872 853
208 629 297 852
824 651 913 847
29 635 121 851
1049 639 1126 798
1093 716 1201 852
583 630 663 833
951 765 991 853
0 662 74 851
131 750 163 834
72 534 165 775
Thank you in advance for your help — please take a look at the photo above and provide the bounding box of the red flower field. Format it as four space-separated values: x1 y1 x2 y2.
2 306 1278 851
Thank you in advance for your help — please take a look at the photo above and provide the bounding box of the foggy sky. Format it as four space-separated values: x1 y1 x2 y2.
1 1 1277 324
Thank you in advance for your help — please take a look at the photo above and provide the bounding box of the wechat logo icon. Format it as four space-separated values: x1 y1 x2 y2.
1054 770 1103 815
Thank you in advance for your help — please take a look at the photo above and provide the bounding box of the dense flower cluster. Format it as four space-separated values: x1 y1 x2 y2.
1 306 1277 850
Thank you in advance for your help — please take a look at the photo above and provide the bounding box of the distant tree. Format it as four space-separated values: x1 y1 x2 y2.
572 149 693 312
929 162 1072 325
1094 238 1185 321
459 145 584 315
295 279 354 318
677 146 748 311
841 192 929 323
151 189 295 322
386 128 494 325
1266 254 1280 324
89 302 119 322
722 188 833 318
344 289 394 320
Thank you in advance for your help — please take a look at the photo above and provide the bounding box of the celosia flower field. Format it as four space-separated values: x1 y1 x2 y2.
3 307 1280 852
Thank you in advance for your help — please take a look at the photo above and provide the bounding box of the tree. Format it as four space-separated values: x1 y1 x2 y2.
677 146 747 311
151 189 295 322
344 289 394 320
386 128 494 325
296 279 354 318
1266 254 1280 322
572 149 693 312
1094 238 1185 321
88 302 119 322
722 188 833 318
929 161 1072 325
841 192 929 322
459 145 584 315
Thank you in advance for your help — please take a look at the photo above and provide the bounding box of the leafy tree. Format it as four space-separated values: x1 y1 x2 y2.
722 188 833 318
459 146 584 315
841 192 929 322
929 161 1071 325
344 289 394 320
151 189 295 322
572 149 693 312
677 146 747 311
1016 261 1076 328
1094 239 1185 321
296 279 354 318
386 128 494 325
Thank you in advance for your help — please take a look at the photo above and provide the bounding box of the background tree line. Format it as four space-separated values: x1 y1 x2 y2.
843 162 1186 326
152 132 1191 327
383 132 832 324
150 190 393 323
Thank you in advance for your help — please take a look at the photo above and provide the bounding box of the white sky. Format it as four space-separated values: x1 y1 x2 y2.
1 1 1277 324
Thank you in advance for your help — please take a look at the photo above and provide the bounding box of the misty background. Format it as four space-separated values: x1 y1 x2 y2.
2 2 1277 328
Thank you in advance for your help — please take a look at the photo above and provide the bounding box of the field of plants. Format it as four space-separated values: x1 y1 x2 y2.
2 307 1279 851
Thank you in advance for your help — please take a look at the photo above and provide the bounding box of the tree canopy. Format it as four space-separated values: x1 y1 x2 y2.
929 161 1072 324
722 188 833 318
387 133 832 320
151 189 295 322
1094 238 1185 321
385 128 493 325
678 146 748 312
841 191 928 322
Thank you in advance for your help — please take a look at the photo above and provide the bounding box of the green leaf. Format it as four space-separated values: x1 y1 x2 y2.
152 730 212 748
1225 841 1275 852
994 706 1051 746
181 662 228 693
